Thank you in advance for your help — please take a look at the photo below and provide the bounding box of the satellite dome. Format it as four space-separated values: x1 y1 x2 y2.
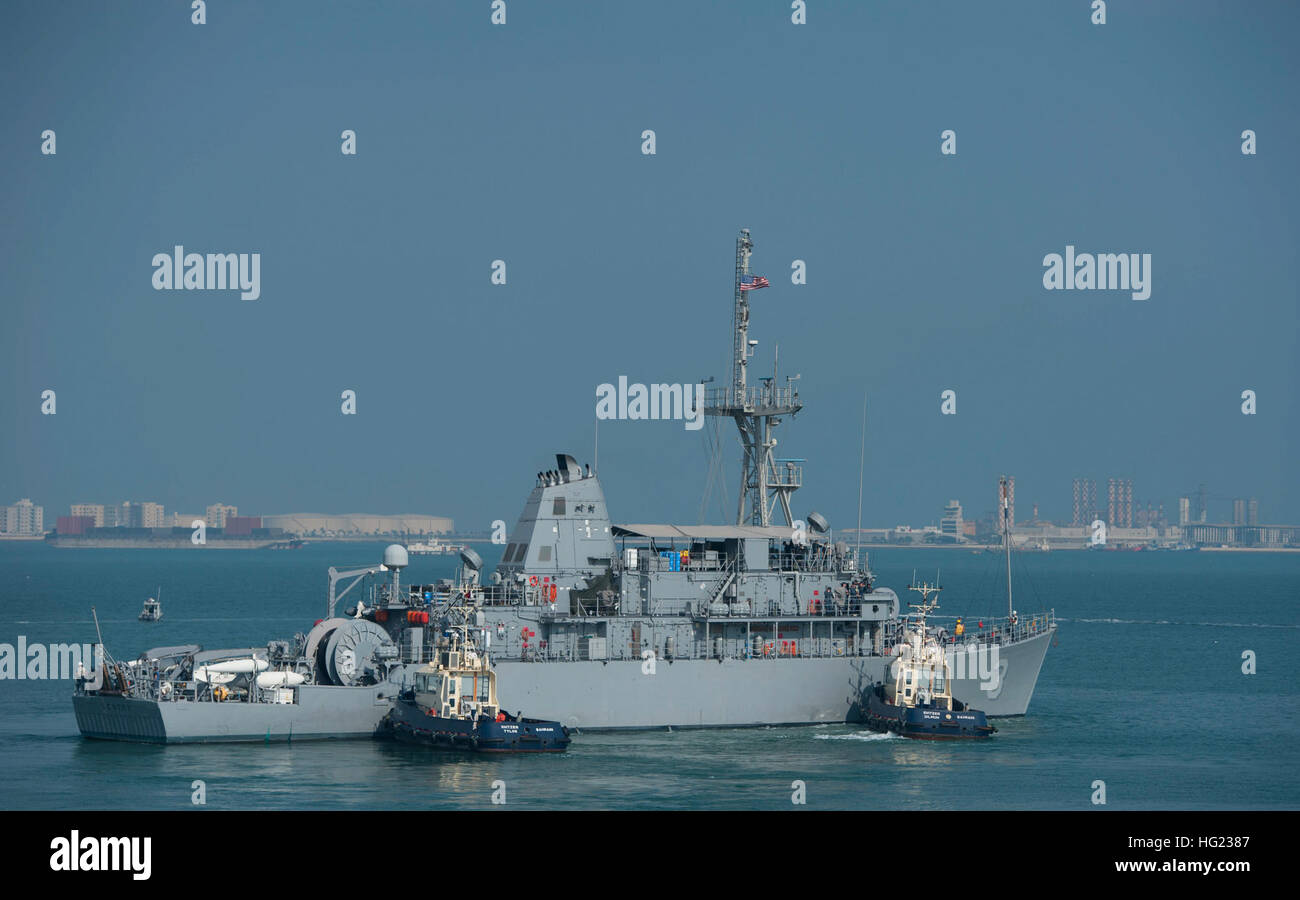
382 544 409 569
459 547 483 571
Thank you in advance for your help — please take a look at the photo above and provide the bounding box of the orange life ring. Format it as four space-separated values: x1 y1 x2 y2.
529 576 539 587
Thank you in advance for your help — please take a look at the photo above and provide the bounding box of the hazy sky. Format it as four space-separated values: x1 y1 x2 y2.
3 1 1297 532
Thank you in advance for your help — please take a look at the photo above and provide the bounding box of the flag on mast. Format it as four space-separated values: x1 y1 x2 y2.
739 274 770 291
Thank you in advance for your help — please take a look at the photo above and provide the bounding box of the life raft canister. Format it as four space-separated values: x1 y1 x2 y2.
548 584 557 601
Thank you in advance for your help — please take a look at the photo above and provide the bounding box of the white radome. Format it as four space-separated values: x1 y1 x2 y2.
382 544 409 569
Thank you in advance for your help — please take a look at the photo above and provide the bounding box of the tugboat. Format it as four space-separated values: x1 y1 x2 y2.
138 590 162 622
849 581 995 740
378 598 571 753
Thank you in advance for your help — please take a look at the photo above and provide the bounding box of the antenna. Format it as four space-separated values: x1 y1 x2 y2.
704 229 803 527
855 392 866 567
1001 475 1014 618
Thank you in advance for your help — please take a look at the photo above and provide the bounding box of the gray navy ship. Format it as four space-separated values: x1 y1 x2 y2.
73 229 1055 742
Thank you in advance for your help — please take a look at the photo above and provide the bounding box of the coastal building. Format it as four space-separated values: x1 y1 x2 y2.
2 499 45 536
113 501 166 528
139 502 166 528
939 500 963 536
70 504 105 527
261 513 453 537
206 503 237 529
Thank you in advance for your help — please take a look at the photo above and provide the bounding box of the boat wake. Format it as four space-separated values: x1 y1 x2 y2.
815 730 899 742
1060 617 1298 629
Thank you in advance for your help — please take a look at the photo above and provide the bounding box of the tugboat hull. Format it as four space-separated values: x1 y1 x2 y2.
379 699 571 753
850 687 995 740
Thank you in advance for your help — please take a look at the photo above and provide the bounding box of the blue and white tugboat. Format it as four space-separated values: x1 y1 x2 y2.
849 581 995 740
378 599 571 753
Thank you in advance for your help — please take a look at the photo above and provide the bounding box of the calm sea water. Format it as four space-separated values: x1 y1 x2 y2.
1 542 1296 810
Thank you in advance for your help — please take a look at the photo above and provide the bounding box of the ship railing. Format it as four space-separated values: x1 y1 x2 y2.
704 384 802 413
692 637 867 660
505 614 1057 665
696 595 873 618
516 636 881 663
632 555 733 574
768 551 846 573
898 610 1056 648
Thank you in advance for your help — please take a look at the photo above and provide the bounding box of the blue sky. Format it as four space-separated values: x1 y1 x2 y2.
3 1 1297 530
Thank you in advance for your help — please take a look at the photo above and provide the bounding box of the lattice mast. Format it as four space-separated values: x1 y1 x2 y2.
705 229 803 527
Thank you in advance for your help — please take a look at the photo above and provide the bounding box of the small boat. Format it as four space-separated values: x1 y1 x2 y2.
848 581 995 740
377 599 570 753
138 590 162 622
406 539 466 556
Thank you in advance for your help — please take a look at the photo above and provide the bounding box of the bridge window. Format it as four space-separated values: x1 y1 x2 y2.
553 497 566 516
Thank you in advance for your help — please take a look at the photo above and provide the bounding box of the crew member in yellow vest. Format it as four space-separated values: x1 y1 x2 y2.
955 617 965 637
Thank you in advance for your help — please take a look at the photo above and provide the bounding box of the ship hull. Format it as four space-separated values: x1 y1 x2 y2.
490 625 1052 731
949 624 1054 717
73 626 1053 741
849 686 995 740
73 683 394 744
380 700 570 753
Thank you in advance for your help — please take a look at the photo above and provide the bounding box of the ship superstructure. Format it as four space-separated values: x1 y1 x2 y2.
470 230 1054 729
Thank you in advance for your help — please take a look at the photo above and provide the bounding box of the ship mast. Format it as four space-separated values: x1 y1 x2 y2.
1000 474 1013 618
705 229 803 526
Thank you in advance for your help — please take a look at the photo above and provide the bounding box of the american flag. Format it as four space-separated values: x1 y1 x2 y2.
739 274 770 291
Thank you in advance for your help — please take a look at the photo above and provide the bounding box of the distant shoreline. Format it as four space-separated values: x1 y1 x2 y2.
859 543 1300 553
1197 546 1300 553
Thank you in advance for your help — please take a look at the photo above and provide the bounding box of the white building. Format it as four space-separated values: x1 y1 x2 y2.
206 503 238 529
139 502 166 528
2 499 45 535
940 500 963 536
70 504 106 527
